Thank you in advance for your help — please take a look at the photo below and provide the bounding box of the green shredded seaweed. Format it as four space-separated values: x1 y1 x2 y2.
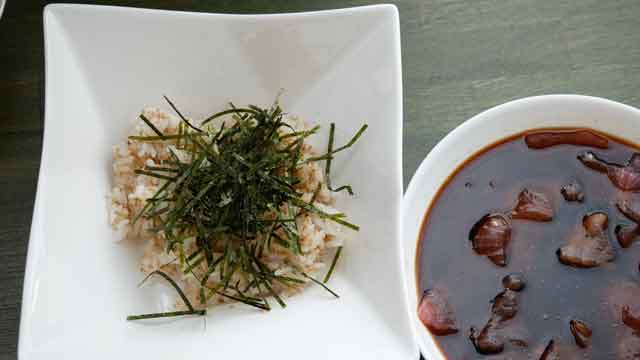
125 97 365 320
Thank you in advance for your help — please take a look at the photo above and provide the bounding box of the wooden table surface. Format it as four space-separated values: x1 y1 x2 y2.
1 0 639 358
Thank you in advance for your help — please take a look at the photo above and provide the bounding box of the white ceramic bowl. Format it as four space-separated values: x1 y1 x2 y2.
401 94 640 359
20 4 415 360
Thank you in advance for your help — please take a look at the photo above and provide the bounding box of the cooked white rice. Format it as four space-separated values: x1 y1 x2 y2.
109 107 348 309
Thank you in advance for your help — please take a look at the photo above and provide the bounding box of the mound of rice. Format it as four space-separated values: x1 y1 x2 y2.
109 107 348 309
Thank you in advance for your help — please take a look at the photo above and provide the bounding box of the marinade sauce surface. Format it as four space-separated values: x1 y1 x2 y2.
417 129 640 359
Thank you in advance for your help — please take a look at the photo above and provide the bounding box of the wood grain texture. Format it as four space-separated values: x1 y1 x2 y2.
1 0 639 358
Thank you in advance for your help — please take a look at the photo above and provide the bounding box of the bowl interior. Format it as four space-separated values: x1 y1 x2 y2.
401 95 640 359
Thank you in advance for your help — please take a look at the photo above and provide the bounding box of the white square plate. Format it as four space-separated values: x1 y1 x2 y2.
19 4 414 359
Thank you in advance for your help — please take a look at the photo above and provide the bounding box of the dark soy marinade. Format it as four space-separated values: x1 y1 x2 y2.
417 129 640 359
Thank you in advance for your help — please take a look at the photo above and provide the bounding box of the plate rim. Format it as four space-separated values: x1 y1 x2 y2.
43 2 399 19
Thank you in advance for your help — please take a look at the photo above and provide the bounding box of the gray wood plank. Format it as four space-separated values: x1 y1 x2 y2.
0 132 40 359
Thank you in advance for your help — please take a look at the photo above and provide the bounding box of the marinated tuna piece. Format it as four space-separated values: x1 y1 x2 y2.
470 289 520 355
618 200 640 223
622 306 640 332
511 188 554 221
560 181 584 202
492 290 519 321
502 273 526 292
616 224 640 248
609 153 640 192
470 323 504 355
539 340 560 360
557 212 615 268
470 214 512 266
569 319 592 348
615 200 640 248
577 151 610 172
418 289 458 336
578 151 640 191
583 211 609 234
525 129 609 149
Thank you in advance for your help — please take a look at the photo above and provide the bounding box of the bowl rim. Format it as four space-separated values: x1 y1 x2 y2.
43 2 399 19
402 94 640 359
